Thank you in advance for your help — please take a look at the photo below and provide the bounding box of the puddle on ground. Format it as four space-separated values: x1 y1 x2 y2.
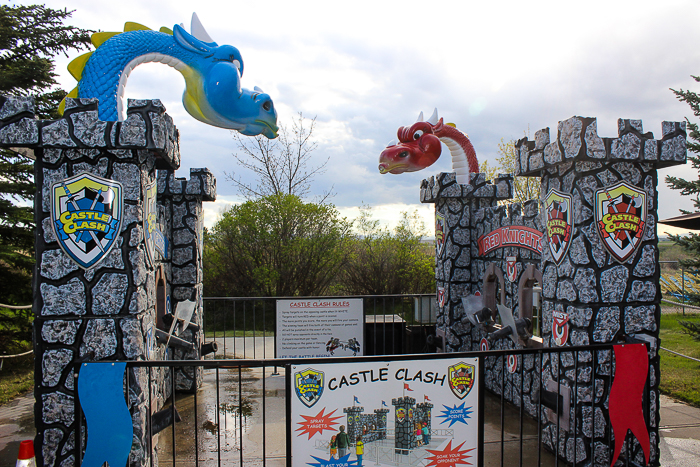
156 367 278 464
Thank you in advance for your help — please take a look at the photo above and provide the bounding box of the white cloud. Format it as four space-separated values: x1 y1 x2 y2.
28 0 700 235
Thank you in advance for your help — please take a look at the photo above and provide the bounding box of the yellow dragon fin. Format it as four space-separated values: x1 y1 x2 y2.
67 52 93 81
124 22 152 32
159 26 173 35
91 31 119 47
58 88 79 116
447 122 456 128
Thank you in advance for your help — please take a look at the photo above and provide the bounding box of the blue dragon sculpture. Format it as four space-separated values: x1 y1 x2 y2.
62 13 278 138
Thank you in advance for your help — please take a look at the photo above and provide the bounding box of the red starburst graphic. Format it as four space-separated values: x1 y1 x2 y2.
295 408 343 439
425 441 474 467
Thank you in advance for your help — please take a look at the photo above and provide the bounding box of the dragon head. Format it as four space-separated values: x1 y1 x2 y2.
173 19 279 138
378 113 442 174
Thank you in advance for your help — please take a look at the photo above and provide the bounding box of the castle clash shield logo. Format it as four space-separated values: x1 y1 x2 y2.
144 180 158 265
594 182 647 263
51 172 123 269
435 211 446 256
505 256 518 282
545 189 574 265
448 362 475 399
294 368 324 408
552 310 570 346
396 407 406 423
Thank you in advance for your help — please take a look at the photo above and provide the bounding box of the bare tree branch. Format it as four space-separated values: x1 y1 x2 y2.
225 113 332 201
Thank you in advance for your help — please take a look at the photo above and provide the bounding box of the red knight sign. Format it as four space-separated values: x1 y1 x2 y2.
594 182 647 263
477 226 543 256
544 189 573 265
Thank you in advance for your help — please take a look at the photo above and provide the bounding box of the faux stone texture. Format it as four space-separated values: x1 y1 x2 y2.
112 163 141 201
92 273 128 315
118 113 147 146
40 249 79 280
627 280 656 302
41 278 86 316
42 428 63 467
42 392 74 425
559 117 583 159
120 319 144 358
574 268 598 303
42 119 74 147
129 249 147 287
42 349 73 387
593 307 620 342
600 266 628 303
625 305 657 333
42 320 81 345
80 319 117 359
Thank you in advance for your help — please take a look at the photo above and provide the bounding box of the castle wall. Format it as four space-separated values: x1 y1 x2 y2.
423 116 687 466
0 96 215 466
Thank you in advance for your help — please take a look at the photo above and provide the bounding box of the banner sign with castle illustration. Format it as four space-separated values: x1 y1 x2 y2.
277 299 364 359
289 357 480 467
477 226 543 256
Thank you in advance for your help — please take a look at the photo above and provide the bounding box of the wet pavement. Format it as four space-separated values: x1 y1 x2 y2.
0 391 35 466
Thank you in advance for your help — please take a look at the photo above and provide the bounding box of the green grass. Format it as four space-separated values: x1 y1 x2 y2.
0 360 33 406
659 313 700 407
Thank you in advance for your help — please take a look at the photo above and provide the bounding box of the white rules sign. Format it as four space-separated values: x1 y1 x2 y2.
276 299 364 358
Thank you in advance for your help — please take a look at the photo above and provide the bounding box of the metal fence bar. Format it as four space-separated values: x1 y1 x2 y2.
170 365 176 467
87 342 643 467
519 353 524 467
500 353 505 467
216 367 221 467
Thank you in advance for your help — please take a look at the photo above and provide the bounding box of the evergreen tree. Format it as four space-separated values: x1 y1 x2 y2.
667 77 700 283
0 5 91 353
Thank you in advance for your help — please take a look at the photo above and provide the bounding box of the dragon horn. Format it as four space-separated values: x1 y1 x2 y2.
191 12 214 43
416 111 424 122
427 108 439 125
254 86 264 93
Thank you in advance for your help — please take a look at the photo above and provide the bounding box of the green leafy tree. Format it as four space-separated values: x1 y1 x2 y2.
340 207 435 295
204 194 352 297
0 5 91 354
495 138 540 203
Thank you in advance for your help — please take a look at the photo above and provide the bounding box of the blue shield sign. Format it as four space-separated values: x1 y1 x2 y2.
295 368 324 408
144 179 158 265
51 172 123 269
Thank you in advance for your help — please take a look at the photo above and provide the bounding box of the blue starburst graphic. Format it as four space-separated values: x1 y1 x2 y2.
307 453 357 467
437 402 473 427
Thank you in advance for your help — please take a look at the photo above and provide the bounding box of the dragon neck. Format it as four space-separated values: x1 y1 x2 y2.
434 124 479 184
78 30 201 121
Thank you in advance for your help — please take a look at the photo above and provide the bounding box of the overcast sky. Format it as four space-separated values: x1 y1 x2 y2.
24 0 700 236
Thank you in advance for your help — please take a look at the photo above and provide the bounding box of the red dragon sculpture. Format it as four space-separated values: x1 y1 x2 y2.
378 109 479 184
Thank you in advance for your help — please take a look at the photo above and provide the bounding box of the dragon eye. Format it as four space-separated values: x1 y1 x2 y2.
263 101 272 111
398 151 409 158
413 130 424 140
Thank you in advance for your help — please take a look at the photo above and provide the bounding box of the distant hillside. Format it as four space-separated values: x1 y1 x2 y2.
659 238 693 264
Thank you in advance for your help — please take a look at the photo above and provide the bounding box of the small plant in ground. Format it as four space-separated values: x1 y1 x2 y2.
679 320 700 341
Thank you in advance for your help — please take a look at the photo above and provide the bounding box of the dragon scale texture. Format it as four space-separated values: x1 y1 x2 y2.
67 15 278 138
79 30 195 121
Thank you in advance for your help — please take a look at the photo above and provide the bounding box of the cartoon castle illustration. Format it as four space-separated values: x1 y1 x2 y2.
343 397 434 455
